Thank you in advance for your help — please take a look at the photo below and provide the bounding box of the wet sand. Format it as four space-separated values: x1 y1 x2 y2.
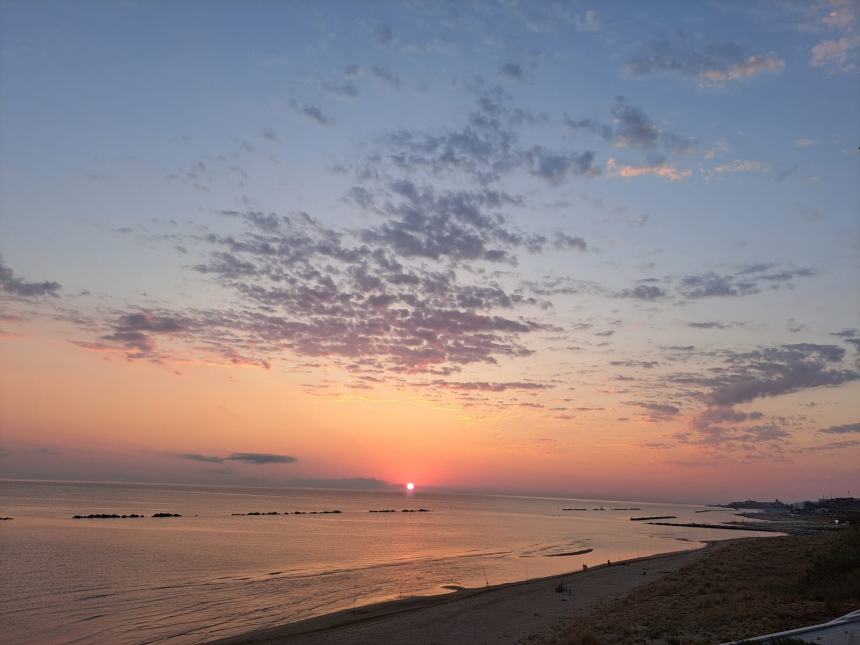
209 542 730 645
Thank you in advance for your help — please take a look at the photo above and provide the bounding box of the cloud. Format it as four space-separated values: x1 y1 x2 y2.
431 380 550 392
804 0 859 73
607 158 691 182
625 400 680 421
526 148 599 183
359 180 539 263
616 284 667 300
807 439 860 451
289 100 335 126
610 360 659 369
626 34 785 84
322 81 359 99
677 265 814 299
565 98 696 154
345 65 403 89
177 208 556 372
705 344 859 407
712 160 769 173
811 33 860 72
687 321 741 329
226 452 297 464
817 422 860 434
499 62 525 81
180 453 224 463
180 452 298 465
376 23 394 47
574 9 601 32
676 405 784 451
380 88 594 186
0 257 61 298
261 128 280 143
553 232 588 251
831 329 858 339
678 421 791 448
99 311 187 357
660 340 859 453
693 406 764 428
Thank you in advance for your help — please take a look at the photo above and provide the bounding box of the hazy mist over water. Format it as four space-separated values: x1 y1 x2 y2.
0 480 776 644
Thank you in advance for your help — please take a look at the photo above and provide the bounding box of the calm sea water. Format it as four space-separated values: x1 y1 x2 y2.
0 480 775 644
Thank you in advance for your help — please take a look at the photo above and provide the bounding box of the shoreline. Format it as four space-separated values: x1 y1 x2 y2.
208 539 745 644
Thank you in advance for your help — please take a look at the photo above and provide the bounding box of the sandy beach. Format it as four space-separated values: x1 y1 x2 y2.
210 542 723 645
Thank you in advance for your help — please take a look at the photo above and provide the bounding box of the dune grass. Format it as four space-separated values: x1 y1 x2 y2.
560 526 860 645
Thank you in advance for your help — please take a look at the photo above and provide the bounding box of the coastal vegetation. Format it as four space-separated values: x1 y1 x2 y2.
560 526 860 644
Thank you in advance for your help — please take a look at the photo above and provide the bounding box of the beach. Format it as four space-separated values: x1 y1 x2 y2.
209 544 720 645
213 525 860 645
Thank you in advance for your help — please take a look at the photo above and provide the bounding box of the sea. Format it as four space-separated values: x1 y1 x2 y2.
0 480 777 644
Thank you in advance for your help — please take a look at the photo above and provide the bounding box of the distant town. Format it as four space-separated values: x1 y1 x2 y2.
724 497 860 521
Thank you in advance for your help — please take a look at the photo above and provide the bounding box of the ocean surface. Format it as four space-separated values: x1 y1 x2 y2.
0 480 776 644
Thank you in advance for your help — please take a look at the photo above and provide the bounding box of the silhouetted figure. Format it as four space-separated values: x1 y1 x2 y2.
607 559 611 566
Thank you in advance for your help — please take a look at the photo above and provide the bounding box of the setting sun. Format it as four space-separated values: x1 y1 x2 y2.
406 482 415 491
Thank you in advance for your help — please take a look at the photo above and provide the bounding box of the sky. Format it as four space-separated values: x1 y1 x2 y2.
1 0 858 503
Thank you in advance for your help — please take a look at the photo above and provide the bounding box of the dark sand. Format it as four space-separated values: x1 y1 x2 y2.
209 543 725 645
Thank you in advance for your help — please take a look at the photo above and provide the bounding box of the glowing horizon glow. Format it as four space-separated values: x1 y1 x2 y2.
406 482 415 491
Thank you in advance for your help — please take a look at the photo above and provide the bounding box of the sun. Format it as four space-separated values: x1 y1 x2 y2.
406 482 415 491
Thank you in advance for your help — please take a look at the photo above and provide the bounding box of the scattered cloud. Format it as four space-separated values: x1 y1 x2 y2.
705 344 858 407
625 400 680 421
376 23 394 47
712 160 770 174
227 452 298 464
343 65 404 90
358 180 570 264
687 321 742 330
499 61 526 81
431 380 550 392
566 97 696 154
574 9 601 32
607 158 691 182
616 284 668 300
817 422 860 434
180 453 224 463
677 265 814 299
322 80 359 99
626 34 784 84
811 33 860 72
180 452 298 465
0 257 61 298
381 88 595 185
807 439 860 451
289 100 335 126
